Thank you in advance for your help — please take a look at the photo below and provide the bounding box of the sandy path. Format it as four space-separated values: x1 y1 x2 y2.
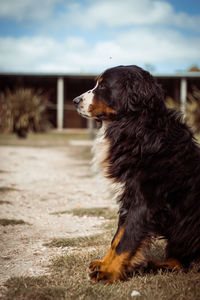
0 144 114 284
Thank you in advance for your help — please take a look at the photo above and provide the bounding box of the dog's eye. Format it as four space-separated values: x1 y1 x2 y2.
98 84 106 90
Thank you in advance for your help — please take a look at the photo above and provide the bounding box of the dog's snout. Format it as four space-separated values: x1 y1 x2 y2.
73 96 82 107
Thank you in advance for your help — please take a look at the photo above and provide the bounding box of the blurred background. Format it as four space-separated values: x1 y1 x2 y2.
0 0 200 137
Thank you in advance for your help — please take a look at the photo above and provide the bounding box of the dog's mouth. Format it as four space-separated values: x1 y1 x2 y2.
77 109 93 119
74 96 117 122
78 110 103 121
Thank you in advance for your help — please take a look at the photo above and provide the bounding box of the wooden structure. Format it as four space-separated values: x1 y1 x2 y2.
0 72 200 129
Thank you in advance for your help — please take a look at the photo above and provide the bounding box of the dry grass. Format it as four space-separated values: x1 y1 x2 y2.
52 207 117 220
0 132 90 147
0 186 19 193
3 207 200 300
69 207 117 220
0 170 10 173
4 238 200 300
1 134 200 299
0 218 28 226
0 200 11 205
44 232 113 248
46 207 117 248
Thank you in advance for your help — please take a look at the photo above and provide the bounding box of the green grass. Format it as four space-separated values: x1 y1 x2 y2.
0 218 28 226
0 132 91 147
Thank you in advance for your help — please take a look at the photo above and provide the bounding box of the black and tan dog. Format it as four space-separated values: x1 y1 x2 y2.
73 65 200 283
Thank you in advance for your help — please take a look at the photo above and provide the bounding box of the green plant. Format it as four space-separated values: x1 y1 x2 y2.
0 88 48 138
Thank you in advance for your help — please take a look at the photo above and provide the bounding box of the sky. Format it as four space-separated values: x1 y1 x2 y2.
0 0 200 74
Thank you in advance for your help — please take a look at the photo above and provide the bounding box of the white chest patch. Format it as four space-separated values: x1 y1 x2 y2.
92 122 125 202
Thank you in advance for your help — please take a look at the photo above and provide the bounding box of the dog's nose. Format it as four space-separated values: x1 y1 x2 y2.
73 96 82 107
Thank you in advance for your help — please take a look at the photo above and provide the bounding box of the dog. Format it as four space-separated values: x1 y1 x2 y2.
73 65 200 283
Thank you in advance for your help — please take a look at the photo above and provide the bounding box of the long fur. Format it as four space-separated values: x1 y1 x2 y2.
74 65 200 280
105 105 200 267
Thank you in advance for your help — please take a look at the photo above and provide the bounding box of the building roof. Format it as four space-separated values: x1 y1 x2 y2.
0 71 200 79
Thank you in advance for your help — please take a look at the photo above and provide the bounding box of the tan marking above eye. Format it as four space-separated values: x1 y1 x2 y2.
98 76 104 83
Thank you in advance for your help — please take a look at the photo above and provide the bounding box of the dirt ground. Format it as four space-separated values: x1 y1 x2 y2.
0 142 115 285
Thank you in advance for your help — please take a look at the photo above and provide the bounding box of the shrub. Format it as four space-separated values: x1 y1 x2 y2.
165 96 180 110
0 92 13 133
186 86 200 134
165 87 200 134
0 88 48 138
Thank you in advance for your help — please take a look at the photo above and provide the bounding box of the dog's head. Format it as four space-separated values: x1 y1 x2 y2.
73 65 165 121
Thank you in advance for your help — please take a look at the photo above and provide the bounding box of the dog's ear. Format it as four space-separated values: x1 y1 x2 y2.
120 69 166 113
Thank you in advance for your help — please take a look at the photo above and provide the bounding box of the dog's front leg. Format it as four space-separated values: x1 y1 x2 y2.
89 226 129 283
89 207 149 283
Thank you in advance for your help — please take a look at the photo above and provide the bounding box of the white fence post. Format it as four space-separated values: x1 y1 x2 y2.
57 77 64 130
87 119 95 139
180 78 187 115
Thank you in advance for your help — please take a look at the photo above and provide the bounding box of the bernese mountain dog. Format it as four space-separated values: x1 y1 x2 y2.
73 65 200 283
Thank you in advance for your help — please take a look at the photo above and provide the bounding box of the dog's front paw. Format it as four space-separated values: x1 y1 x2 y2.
89 260 125 283
89 260 102 272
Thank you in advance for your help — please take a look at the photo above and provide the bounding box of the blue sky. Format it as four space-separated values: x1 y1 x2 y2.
0 0 200 74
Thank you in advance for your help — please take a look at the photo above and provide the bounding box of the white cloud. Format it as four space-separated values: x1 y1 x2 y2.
0 27 199 73
115 28 200 63
0 0 59 21
0 36 59 70
64 0 200 32
0 0 199 73
1 0 200 32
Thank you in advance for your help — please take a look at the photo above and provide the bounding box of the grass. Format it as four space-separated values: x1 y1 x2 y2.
50 252 200 300
69 207 117 219
69 145 93 161
0 218 28 226
0 169 10 173
0 132 91 147
51 207 118 220
3 205 200 300
0 200 11 205
4 276 67 300
44 232 113 248
3 239 200 300
0 186 18 193
76 149 93 161
1 133 200 299
47 207 118 248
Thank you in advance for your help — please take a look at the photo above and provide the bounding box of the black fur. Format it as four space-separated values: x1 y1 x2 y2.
76 65 200 269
